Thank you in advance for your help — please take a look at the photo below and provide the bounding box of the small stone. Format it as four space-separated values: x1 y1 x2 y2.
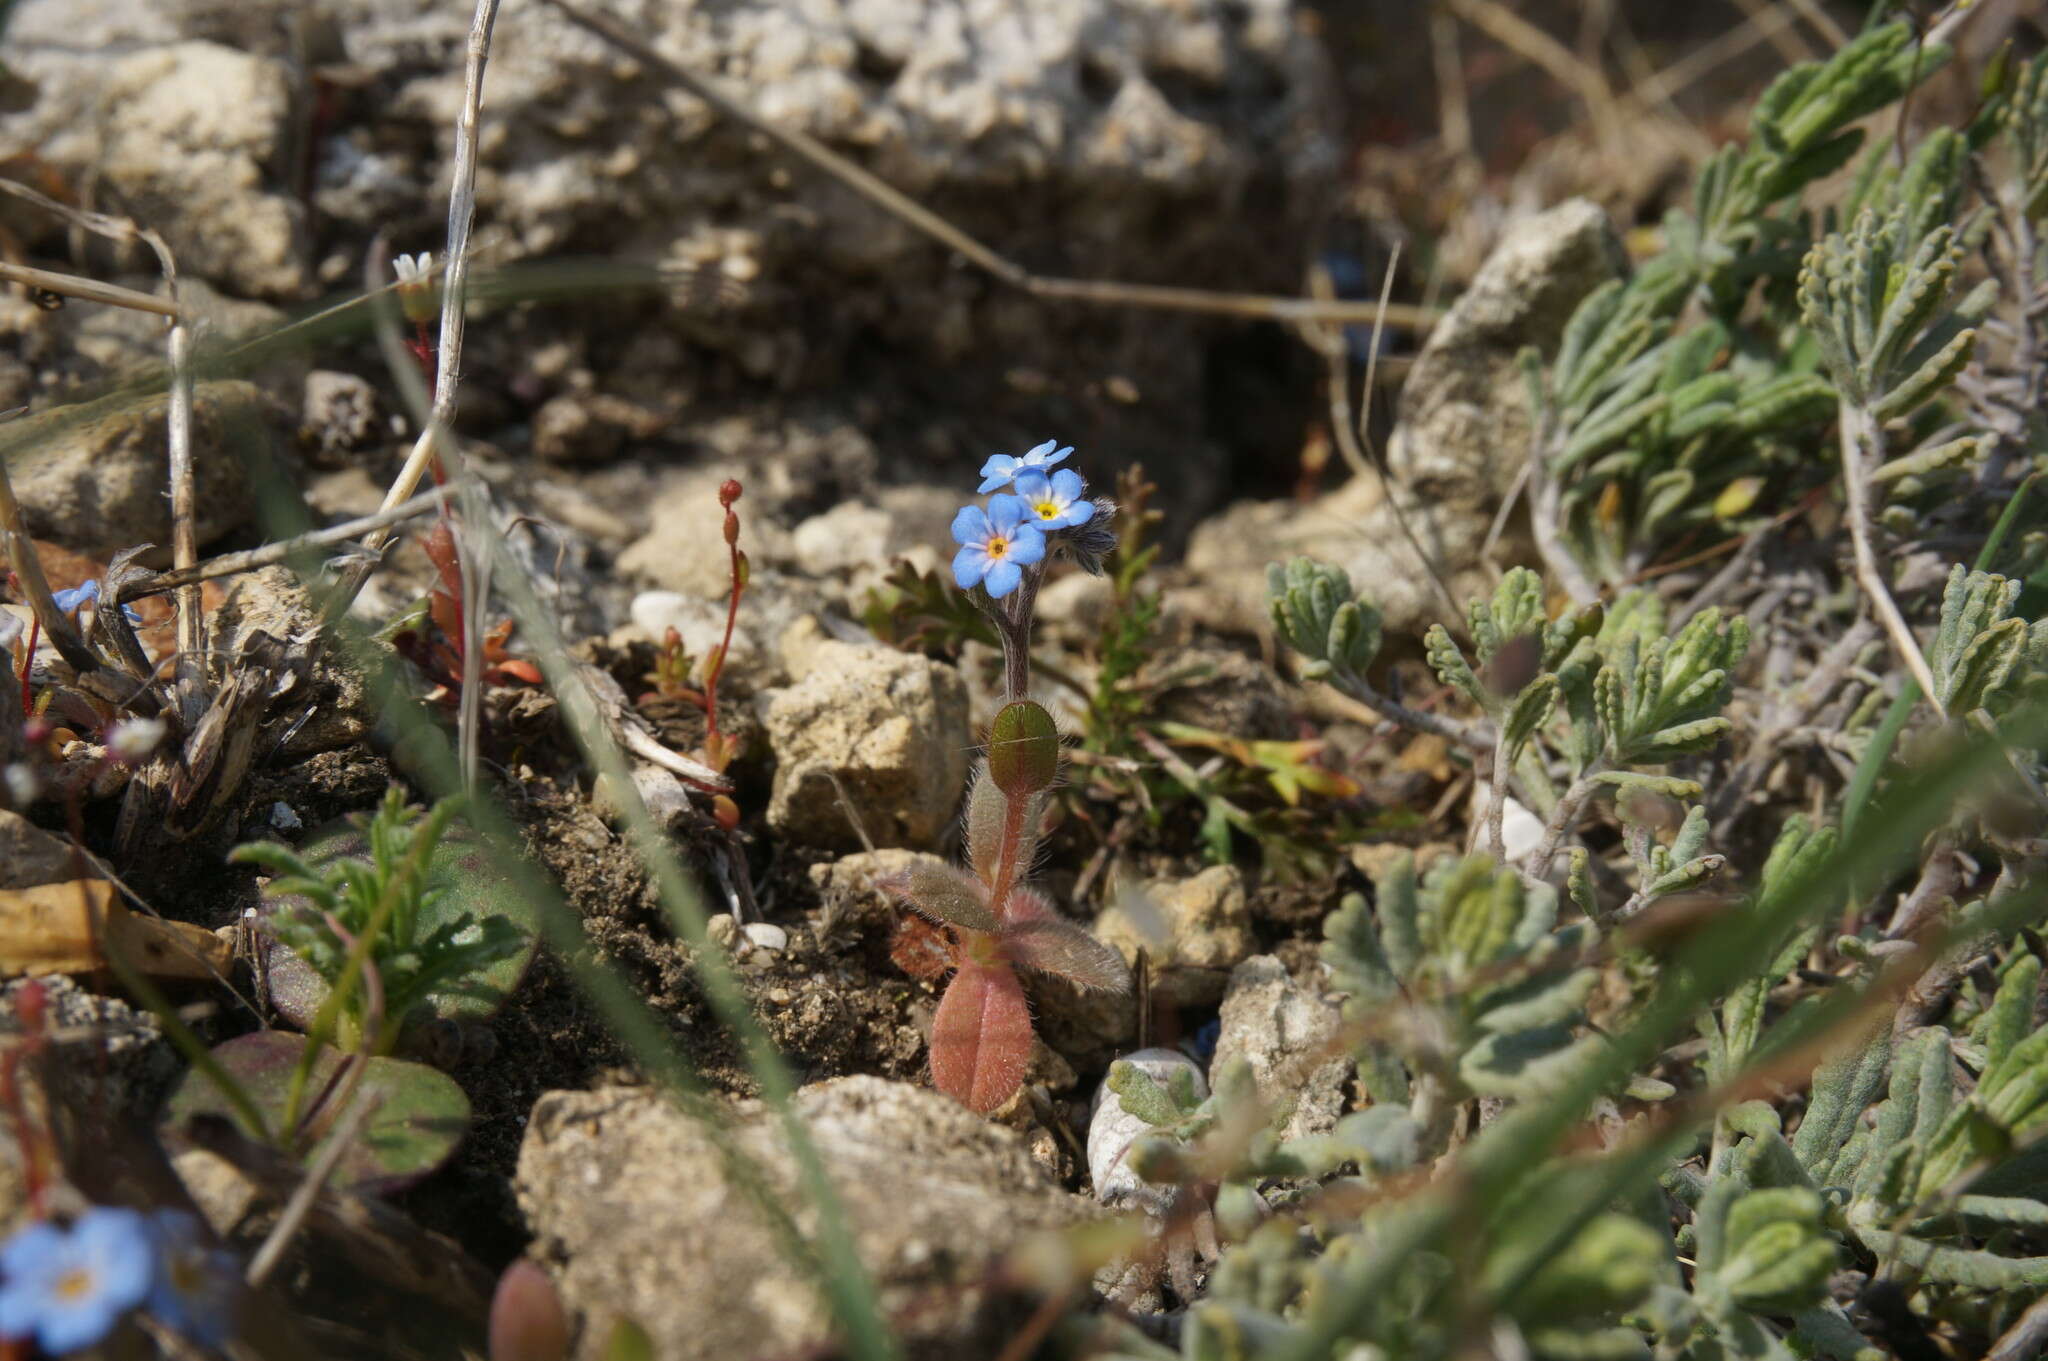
1088 1047 1206 1214
1094 865 1257 1008
1181 198 1626 640
757 641 971 850
616 467 793 600
6 380 271 554
516 1078 1094 1360
628 590 764 684
741 922 788 952
300 371 380 463
1212 955 1349 1143
807 848 950 936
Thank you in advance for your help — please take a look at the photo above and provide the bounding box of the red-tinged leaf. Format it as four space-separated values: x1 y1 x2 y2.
963 765 1044 886
964 763 1003 879
929 960 1032 1115
423 522 462 594
1004 917 1130 993
879 862 998 933
493 659 544 686
889 915 955 981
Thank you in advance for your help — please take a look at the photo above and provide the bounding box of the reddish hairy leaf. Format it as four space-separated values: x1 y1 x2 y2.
1004 917 1130 993
889 915 955 982
964 765 1042 885
929 960 1032 1115
879 863 998 933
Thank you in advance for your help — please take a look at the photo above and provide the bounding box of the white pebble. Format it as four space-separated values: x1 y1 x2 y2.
1088 1047 1207 1214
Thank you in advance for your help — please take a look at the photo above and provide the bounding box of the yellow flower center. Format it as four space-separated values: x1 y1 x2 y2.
54 1268 95 1301
986 536 1009 559
1035 501 1059 520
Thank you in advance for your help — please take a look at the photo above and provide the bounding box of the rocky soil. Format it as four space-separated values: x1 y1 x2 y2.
0 0 1643 1356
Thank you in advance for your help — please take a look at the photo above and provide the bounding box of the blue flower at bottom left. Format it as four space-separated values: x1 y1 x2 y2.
0 1208 155 1356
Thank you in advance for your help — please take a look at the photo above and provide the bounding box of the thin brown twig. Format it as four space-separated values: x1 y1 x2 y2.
440 0 505 800
1838 403 1943 713
0 260 183 317
1729 0 1817 66
116 488 456 603
1441 0 1624 153
1429 6 1473 161
0 182 204 695
1620 2 1810 119
243 1077 381 1289
539 0 1441 333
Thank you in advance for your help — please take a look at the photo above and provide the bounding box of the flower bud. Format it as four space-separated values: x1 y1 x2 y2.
719 479 743 509
488 1260 570 1361
723 511 740 546
987 700 1059 796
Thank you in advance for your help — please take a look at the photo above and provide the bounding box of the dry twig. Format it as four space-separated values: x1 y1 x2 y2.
540 0 1441 333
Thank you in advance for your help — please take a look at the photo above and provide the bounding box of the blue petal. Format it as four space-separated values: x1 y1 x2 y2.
950 504 991 546
50 582 99 614
1022 439 1059 460
1007 524 1047 566
976 454 1020 493
77 1209 153 1305
0 1284 39 1340
1 1223 64 1278
1048 468 1086 501
39 1298 126 1356
952 545 988 590
1053 500 1096 529
1011 469 1051 501
983 559 1024 598
985 494 1028 534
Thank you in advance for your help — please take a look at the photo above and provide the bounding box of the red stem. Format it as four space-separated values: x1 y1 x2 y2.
703 491 746 756
984 789 1032 926
18 613 36 715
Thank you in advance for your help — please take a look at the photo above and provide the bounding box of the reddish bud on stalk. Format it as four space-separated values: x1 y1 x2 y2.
719 479 743 509
488 1260 570 1361
15 979 44 1033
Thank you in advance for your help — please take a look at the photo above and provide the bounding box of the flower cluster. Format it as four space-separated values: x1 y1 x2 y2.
0 1207 239 1355
951 439 1112 599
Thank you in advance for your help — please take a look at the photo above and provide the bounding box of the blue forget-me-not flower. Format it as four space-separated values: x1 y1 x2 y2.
145 1210 239 1347
952 494 1046 599
1012 468 1096 530
49 579 143 627
977 439 1072 494
0 1208 155 1355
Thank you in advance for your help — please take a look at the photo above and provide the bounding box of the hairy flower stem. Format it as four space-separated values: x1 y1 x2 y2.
984 782 1033 920
994 572 1043 702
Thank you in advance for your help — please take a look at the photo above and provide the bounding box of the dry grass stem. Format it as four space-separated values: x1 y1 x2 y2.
542 0 1442 333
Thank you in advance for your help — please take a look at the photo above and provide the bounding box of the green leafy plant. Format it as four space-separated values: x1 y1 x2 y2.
235 787 529 1055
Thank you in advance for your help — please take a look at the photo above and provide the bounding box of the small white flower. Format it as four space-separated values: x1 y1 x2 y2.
106 716 167 763
4 763 39 807
392 252 434 285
